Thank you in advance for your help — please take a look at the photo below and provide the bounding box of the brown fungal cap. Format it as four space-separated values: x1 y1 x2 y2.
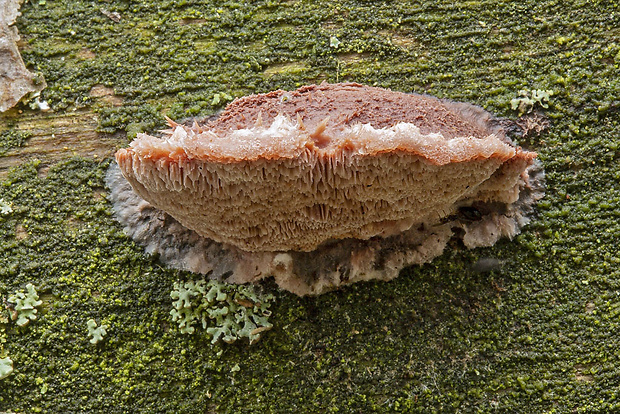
209 83 500 140
116 83 537 253
110 83 544 294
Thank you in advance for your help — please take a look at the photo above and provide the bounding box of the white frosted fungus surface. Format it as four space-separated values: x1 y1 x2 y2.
110 83 544 295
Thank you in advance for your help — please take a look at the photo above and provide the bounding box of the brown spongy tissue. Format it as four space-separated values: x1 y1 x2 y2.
110 83 544 295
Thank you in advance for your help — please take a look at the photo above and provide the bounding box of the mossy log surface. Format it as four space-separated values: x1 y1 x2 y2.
1 1 620 412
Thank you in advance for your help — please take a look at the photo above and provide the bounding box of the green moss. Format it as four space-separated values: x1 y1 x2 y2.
97 104 165 135
1 0 619 412
0 129 32 156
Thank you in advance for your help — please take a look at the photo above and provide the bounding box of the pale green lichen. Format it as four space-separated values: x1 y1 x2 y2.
0 292 6 375
170 279 274 345
0 199 12 216
7 284 43 327
0 304 8 381
330 35 341 49
0 356 13 380
86 319 108 345
511 89 554 116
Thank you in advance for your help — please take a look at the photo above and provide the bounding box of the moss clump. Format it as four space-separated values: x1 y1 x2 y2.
97 104 165 135
0 130 31 156
170 279 274 344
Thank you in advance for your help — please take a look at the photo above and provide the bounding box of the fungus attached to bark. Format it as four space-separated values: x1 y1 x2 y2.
108 83 544 295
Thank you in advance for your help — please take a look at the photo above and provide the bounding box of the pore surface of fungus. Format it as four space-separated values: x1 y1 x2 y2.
109 83 544 295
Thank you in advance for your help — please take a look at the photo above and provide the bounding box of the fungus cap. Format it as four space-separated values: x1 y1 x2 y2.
116 83 536 253
110 83 544 295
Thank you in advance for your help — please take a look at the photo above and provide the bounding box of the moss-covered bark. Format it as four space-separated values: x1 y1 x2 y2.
1 0 619 412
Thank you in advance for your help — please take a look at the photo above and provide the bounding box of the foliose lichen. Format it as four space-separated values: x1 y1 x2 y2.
86 319 108 344
7 283 43 327
511 89 554 116
0 300 8 381
0 356 13 380
0 198 12 216
170 279 274 345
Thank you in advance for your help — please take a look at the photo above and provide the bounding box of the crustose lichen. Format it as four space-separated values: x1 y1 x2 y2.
170 279 275 345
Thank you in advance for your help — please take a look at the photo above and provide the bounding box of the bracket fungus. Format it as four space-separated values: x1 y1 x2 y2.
108 83 544 295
